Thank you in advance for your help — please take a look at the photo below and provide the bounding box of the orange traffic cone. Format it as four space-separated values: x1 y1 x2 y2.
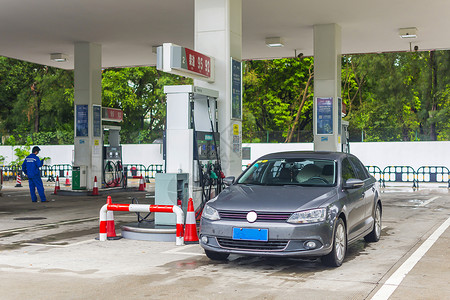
138 175 145 191
184 198 199 244
53 175 60 194
92 176 99 196
65 171 70 186
106 196 121 240
15 174 22 187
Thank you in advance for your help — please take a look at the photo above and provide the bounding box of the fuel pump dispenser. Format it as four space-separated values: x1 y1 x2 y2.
103 125 126 188
341 121 350 153
156 85 223 225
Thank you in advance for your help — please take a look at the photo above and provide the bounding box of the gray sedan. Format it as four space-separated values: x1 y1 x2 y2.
200 151 382 267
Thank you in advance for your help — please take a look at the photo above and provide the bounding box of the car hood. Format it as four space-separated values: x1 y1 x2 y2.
209 184 337 212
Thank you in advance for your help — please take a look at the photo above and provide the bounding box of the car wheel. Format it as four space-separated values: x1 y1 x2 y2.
364 203 382 243
322 218 347 267
204 250 230 261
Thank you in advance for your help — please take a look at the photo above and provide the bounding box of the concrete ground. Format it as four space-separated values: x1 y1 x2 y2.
0 180 448 300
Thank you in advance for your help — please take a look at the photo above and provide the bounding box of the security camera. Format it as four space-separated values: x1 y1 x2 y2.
297 53 303 58
414 45 419 51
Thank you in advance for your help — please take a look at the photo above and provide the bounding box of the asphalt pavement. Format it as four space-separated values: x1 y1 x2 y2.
0 180 448 300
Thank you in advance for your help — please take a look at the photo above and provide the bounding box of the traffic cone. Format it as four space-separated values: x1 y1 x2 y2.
184 198 199 244
138 175 145 191
56 175 61 190
92 176 99 196
65 171 70 186
106 210 121 240
105 196 121 240
53 176 60 194
15 174 22 187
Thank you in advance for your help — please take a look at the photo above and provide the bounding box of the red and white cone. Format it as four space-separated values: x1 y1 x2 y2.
65 171 70 186
138 175 145 191
184 198 199 244
56 175 61 190
92 176 99 196
15 174 22 187
105 196 121 240
53 175 60 194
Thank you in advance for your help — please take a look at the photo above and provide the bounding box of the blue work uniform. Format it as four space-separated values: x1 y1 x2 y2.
22 154 47 202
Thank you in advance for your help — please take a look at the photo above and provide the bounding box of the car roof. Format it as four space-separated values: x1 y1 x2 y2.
258 151 348 161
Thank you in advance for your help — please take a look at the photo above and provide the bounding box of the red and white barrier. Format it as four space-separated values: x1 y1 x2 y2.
99 196 185 245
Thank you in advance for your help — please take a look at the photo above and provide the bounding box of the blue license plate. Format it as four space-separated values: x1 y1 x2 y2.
232 228 268 241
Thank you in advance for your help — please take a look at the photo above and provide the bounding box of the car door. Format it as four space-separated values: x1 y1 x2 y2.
349 156 375 229
341 157 366 241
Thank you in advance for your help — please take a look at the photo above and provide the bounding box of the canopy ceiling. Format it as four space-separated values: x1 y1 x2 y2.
0 0 448 69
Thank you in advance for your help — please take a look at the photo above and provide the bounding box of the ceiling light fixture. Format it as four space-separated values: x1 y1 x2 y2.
50 53 68 62
399 27 417 39
265 37 284 47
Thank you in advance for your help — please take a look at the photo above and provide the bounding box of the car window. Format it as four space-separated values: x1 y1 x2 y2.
341 158 358 182
349 157 369 180
238 158 336 186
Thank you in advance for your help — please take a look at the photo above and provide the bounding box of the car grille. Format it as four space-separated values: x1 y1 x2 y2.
218 210 291 222
217 238 289 251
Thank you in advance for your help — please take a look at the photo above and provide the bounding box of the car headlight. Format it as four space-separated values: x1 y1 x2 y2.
202 204 220 221
287 208 327 224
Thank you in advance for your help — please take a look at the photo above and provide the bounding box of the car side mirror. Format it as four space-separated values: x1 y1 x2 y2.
343 178 364 189
223 176 235 186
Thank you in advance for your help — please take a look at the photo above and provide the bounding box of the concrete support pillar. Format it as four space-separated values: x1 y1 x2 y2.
313 24 342 152
194 0 242 177
73 42 103 189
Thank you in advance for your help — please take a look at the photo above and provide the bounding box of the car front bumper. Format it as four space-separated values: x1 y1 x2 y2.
199 218 335 257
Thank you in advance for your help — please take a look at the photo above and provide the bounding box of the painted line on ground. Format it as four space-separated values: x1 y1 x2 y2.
0 217 99 235
22 239 96 248
371 216 450 300
418 196 440 207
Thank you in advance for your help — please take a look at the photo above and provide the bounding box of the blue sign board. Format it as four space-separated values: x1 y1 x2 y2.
76 105 89 137
231 58 242 120
93 105 101 137
316 97 333 135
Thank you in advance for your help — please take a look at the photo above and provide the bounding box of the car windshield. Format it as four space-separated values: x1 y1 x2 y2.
238 158 336 186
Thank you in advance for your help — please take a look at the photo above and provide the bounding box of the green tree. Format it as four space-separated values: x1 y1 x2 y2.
243 57 314 143
102 67 192 143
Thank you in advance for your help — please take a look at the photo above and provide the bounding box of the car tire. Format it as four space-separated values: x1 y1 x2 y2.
322 218 347 267
204 250 230 261
364 203 382 243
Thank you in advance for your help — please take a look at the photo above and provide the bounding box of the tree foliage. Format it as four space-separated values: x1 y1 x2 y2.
243 58 314 143
102 67 192 143
0 50 449 145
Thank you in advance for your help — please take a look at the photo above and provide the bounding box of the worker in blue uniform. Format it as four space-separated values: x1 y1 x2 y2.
22 146 47 202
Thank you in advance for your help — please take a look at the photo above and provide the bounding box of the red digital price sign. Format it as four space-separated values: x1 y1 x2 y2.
183 47 211 78
102 107 123 122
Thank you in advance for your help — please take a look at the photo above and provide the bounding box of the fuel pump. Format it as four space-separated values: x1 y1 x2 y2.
102 125 126 188
341 120 350 153
158 85 223 225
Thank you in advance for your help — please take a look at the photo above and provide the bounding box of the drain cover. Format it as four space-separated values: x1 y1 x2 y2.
14 217 47 220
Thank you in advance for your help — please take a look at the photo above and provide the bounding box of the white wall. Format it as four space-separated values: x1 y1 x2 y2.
0 144 163 166
242 141 450 170
349 141 450 170
121 144 164 165
1 141 449 171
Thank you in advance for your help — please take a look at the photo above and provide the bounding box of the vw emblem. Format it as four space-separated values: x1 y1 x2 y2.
246 211 257 223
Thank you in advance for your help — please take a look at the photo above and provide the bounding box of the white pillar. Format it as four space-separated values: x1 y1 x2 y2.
194 0 242 177
73 42 103 189
313 24 342 152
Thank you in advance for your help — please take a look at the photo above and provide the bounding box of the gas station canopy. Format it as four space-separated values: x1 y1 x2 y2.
0 0 449 69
